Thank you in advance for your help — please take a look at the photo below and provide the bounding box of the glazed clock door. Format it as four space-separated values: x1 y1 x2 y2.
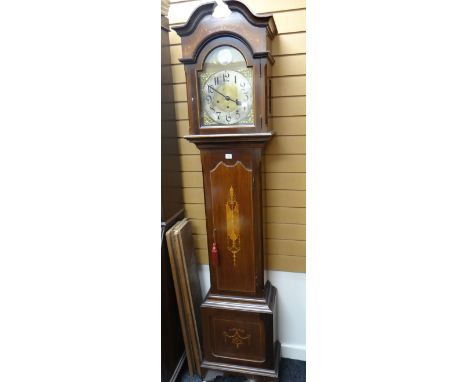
198 45 254 128
210 160 255 294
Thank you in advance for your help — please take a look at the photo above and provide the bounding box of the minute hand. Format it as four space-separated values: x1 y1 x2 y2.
208 85 240 106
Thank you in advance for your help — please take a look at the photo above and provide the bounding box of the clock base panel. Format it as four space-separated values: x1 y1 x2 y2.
200 282 279 380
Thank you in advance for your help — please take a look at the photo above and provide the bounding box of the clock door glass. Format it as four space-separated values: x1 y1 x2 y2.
198 46 254 127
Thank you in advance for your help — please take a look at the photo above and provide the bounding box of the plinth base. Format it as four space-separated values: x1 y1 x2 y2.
200 282 280 381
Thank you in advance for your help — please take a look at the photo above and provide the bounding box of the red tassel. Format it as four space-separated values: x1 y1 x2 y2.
211 241 218 266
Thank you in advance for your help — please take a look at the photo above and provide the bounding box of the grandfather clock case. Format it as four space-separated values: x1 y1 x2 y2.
173 1 280 380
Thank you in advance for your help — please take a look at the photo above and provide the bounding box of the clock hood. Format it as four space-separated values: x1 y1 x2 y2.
172 0 277 65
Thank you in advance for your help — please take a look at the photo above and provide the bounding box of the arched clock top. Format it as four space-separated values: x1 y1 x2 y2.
172 1 277 37
172 0 277 65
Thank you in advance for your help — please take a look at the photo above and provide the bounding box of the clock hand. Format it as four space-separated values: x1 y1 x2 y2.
227 97 241 106
208 85 228 99
208 85 240 105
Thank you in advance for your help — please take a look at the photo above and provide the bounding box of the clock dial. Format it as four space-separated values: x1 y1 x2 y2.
198 45 254 127
201 70 253 125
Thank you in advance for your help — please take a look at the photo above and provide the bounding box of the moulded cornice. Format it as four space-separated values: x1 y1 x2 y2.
172 0 277 39
171 2 217 37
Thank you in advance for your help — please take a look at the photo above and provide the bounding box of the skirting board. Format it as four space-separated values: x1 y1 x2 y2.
198 265 306 361
280 343 306 361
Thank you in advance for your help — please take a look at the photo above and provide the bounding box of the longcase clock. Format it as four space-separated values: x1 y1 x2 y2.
173 1 280 380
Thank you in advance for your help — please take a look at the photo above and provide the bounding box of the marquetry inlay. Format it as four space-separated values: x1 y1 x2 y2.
223 328 251 349
225 185 240 266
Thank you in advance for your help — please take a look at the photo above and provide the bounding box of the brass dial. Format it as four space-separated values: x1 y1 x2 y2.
200 69 253 125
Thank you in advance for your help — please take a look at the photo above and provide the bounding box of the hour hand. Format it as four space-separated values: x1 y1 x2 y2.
225 96 241 106
226 96 241 106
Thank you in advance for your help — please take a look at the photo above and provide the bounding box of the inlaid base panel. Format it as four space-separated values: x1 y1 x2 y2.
200 282 279 379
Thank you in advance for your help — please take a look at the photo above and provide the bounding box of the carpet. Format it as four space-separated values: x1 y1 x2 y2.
179 357 306 382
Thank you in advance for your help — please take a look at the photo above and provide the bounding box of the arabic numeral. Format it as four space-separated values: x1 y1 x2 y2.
206 95 212 102
226 114 231 123
216 111 221 120
214 77 219 86
235 111 240 119
223 72 230 82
